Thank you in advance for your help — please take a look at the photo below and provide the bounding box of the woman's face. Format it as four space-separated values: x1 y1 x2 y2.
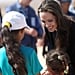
39 12 57 32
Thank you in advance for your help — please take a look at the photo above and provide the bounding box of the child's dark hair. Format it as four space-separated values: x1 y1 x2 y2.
46 49 70 75
1 24 27 75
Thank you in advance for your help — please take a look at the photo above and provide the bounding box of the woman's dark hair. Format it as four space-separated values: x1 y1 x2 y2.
46 49 70 75
38 0 70 50
1 25 27 75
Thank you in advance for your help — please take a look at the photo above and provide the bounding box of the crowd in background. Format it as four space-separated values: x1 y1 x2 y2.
0 0 75 75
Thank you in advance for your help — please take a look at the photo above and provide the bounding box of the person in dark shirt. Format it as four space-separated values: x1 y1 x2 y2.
38 0 75 74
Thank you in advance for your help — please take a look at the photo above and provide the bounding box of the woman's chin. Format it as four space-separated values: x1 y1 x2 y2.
48 30 55 32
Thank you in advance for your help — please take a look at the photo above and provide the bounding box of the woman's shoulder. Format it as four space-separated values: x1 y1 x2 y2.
64 15 75 25
63 15 75 30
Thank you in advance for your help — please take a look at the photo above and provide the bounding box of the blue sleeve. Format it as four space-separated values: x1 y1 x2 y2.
5 6 13 13
28 7 43 37
5 6 11 13
5 3 17 13
30 50 43 75
36 16 43 37
33 12 43 37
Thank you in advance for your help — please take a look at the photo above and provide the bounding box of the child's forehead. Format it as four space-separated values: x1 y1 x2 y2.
46 66 57 75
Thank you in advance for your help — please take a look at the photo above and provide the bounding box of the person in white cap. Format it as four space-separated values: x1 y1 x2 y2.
0 11 42 75
5 0 43 52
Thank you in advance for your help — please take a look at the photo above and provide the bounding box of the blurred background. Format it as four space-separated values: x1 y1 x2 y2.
0 0 75 15
0 0 43 15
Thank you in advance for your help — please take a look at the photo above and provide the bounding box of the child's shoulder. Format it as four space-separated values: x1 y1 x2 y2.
0 47 7 66
20 45 36 56
0 47 6 55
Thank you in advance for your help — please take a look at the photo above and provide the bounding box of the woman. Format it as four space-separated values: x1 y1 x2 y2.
42 49 70 75
0 11 42 75
38 0 75 75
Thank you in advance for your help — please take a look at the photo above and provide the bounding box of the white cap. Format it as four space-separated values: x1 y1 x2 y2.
2 11 29 31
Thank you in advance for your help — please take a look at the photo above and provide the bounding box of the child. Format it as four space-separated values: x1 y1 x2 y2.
41 49 70 75
0 11 42 75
